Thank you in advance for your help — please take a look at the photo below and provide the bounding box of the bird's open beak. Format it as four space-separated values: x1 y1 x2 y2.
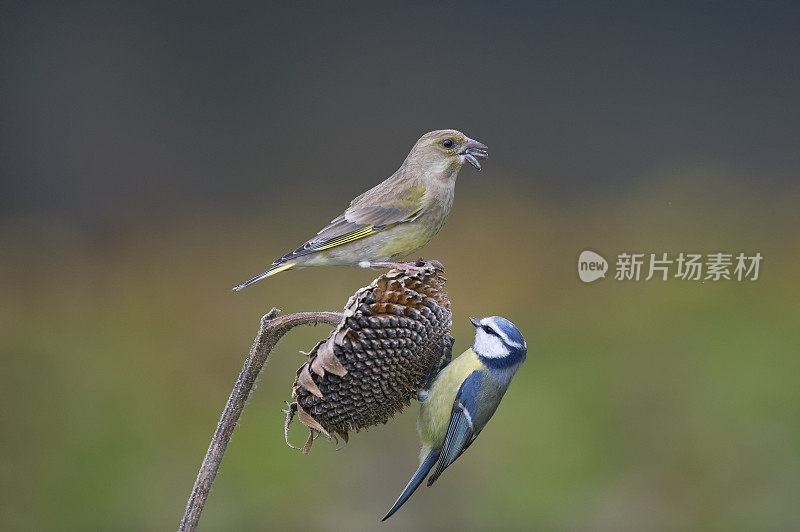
460 137 489 170
469 317 481 327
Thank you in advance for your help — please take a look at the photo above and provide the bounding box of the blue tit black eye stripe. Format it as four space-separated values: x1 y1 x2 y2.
485 316 527 350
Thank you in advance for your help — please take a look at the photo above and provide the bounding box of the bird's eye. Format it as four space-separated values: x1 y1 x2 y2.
442 139 454 149
482 325 498 336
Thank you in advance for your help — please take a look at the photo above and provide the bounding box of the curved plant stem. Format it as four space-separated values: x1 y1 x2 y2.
178 308 343 532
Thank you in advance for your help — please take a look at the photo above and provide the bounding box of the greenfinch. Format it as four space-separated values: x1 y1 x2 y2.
233 129 487 290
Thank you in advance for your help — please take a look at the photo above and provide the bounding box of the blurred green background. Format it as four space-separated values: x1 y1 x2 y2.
2 3 799 531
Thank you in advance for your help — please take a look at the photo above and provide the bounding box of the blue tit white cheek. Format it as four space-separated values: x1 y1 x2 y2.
472 328 509 358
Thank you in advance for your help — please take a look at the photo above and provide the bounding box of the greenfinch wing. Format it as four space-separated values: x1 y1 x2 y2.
274 196 424 263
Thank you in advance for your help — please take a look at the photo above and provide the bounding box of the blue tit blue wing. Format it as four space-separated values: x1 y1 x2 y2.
381 448 441 521
463 429 482 452
427 370 484 486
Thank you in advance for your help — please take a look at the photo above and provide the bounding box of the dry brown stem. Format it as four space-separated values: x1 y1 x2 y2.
178 308 343 532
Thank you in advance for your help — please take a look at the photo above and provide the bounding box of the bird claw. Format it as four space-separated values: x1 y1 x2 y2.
423 259 446 273
418 335 455 401
368 261 428 274
441 335 455 368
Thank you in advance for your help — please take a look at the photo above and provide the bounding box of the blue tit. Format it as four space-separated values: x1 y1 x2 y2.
382 316 527 521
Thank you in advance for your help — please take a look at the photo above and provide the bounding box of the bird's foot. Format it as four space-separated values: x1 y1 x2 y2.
418 335 454 402
364 259 443 274
440 334 455 369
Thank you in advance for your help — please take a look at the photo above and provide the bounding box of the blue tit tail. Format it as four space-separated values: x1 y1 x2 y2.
232 261 296 291
381 448 440 521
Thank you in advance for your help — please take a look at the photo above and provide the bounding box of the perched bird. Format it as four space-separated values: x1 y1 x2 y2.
382 316 527 521
233 129 488 290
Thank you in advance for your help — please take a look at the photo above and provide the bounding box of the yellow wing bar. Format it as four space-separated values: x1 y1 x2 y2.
315 225 382 250
313 208 422 252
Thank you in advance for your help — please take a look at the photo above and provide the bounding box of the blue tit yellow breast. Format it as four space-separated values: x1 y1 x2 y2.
418 349 485 450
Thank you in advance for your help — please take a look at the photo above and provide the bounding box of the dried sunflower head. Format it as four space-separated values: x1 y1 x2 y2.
285 261 452 453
